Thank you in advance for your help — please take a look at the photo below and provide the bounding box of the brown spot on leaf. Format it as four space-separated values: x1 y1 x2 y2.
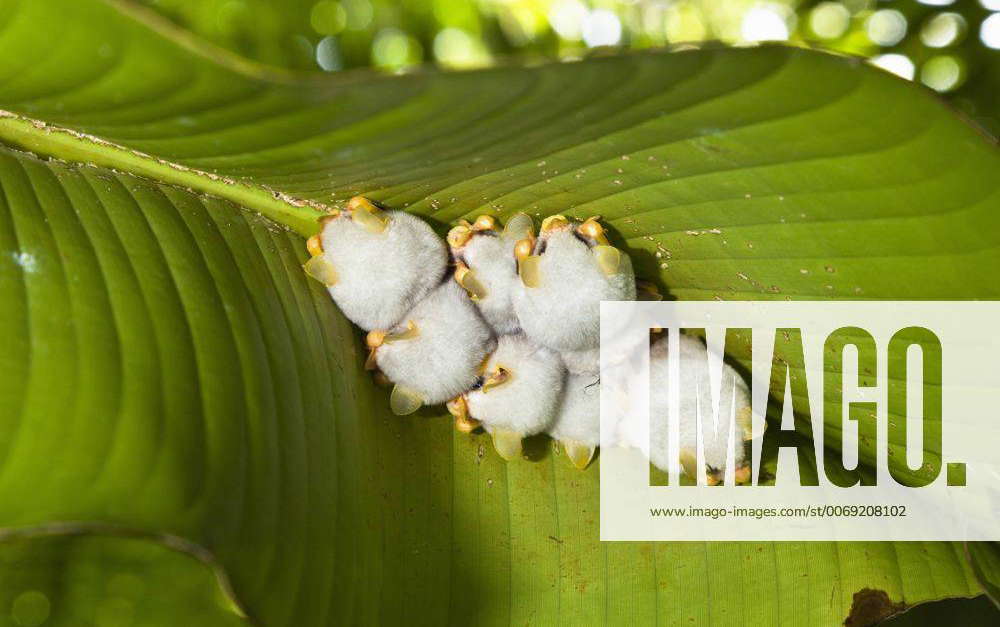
844 588 906 627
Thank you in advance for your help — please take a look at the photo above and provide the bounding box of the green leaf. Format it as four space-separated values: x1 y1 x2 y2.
0 0 997 625
966 543 1000 607
0 146 390 624
3 0 998 485
0 530 247 626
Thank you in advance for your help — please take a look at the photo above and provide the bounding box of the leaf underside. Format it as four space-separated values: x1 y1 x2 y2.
0 0 997 625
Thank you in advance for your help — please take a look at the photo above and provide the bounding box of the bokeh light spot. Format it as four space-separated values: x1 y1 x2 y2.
372 27 422 70
11 591 50 627
809 2 850 40
316 36 343 71
497 5 545 46
664 1 708 42
342 0 373 31
741 6 791 42
582 9 622 47
921 12 965 48
310 1 347 36
981 12 1000 49
866 9 908 47
921 55 964 92
870 53 915 80
548 0 587 41
434 28 491 69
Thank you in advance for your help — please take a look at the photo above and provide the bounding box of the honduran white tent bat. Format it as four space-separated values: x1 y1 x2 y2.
512 216 635 361
548 373 601 470
304 196 448 331
448 213 533 336
367 280 496 415
303 198 756 476
646 334 755 484
450 333 565 461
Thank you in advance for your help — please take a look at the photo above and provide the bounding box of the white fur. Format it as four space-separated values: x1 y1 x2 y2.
565 307 652 378
512 229 635 352
646 335 751 475
548 373 601 447
320 210 448 330
375 281 496 404
465 334 564 435
457 233 520 335
560 346 599 375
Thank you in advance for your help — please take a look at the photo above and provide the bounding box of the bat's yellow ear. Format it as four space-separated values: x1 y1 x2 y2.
481 366 512 392
454 262 488 300
347 196 388 233
389 384 423 416
563 440 596 470
491 429 522 461
577 215 610 246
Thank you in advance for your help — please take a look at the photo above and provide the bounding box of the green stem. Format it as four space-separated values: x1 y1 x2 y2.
0 111 326 237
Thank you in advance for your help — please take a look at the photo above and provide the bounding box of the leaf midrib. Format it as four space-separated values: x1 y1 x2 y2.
0 110 326 236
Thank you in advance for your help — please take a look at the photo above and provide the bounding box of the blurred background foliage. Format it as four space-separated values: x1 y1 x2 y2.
138 0 999 134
